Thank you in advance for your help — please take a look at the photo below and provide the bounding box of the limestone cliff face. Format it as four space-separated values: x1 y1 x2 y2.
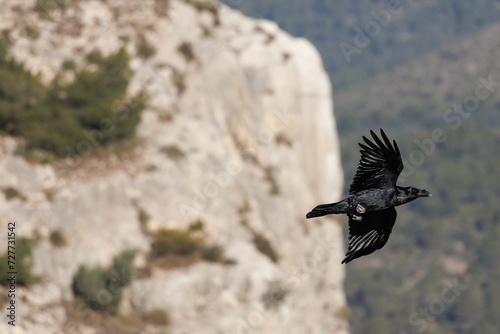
0 1 348 333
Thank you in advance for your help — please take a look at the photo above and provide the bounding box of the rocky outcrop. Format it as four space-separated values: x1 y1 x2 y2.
0 1 348 333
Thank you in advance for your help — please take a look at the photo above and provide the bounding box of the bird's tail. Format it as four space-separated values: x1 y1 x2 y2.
306 199 349 219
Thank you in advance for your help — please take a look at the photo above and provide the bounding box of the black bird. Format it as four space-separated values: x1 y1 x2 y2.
306 129 431 263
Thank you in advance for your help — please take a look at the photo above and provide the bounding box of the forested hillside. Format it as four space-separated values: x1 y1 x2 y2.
335 24 500 333
230 1 500 333
340 116 500 334
228 0 500 90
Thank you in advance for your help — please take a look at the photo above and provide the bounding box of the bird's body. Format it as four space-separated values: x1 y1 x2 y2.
348 187 397 212
306 129 431 263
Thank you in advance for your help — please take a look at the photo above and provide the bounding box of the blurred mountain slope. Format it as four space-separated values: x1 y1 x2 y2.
228 0 500 90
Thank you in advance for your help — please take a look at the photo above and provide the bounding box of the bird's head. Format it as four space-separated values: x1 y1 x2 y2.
397 186 432 204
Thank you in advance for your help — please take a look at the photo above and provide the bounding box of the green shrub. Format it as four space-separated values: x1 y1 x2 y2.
137 34 156 59
0 237 41 286
188 219 204 232
24 24 40 40
185 0 220 25
177 41 195 63
2 187 26 201
262 281 289 310
160 145 185 159
72 250 136 315
72 266 109 311
34 0 60 18
201 244 224 262
151 221 229 266
62 60 77 71
253 232 279 263
171 69 186 95
201 25 213 38
0 38 146 159
152 228 203 257
0 38 48 137
34 0 75 19
141 309 171 325
50 229 66 247
264 169 280 195
137 208 150 228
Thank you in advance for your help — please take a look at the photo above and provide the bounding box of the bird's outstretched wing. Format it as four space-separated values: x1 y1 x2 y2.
342 207 397 264
349 129 403 195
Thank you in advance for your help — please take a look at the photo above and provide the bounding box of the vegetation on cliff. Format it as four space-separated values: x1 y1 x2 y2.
0 37 145 160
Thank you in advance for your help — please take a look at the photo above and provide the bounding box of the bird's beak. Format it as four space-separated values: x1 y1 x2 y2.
418 189 432 197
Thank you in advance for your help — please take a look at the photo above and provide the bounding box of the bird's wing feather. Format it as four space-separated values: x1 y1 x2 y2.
342 207 397 264
349 129 403 195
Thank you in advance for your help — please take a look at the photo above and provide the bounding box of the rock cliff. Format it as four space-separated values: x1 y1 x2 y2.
0 0 348 333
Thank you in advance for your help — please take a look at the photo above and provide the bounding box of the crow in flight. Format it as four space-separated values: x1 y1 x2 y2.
306 129 431 263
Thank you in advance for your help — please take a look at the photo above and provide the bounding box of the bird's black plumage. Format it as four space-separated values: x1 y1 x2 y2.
306 129 431 263
349 129 403 195
342 207 396 264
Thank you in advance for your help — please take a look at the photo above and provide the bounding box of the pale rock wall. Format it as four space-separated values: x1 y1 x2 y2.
0 1 348 333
